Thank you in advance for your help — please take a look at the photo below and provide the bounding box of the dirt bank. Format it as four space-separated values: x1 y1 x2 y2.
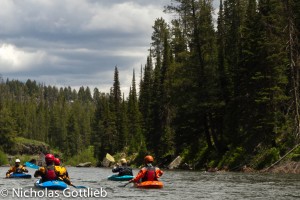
263 161 300 174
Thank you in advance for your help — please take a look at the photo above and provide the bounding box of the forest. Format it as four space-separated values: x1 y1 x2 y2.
1 0 300 170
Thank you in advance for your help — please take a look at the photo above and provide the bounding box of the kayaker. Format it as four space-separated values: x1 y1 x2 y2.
112 158 133 176
54 157 72 185
34 154 58 182
129 155 163 183
6 159 28 177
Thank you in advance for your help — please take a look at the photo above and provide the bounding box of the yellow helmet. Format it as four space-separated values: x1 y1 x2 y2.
120 158 127 164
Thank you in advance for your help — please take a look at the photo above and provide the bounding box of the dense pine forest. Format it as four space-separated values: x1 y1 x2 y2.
1 0 300 170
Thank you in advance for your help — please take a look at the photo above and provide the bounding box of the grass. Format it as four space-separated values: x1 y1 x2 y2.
64 146 97 166
0 150 8 165
14 137 49 146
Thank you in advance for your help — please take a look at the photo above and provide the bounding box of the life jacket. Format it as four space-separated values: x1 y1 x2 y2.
55 166 66 176
142 166 157 182
15 165 24 173
44 165 57 180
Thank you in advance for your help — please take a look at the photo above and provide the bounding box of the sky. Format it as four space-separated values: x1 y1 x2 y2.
0 0 219 96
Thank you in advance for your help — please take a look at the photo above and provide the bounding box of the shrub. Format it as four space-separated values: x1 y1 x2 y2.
0 150 8 165
218 147 246 170
251 147 280 170
64 146 97 166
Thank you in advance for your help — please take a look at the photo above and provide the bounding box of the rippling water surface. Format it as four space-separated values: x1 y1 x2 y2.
0 166 300 199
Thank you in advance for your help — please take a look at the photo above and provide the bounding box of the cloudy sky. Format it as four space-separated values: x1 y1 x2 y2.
0 0 219 96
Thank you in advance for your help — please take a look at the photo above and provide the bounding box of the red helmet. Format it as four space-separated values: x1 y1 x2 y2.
54 158 60 166
45 154 55 164
144 155 154 163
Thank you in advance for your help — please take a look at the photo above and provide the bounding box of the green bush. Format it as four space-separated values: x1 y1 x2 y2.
290 154 300 161
0 150 8 165
218 147 246 170
64 146 97 166
251 147 280 170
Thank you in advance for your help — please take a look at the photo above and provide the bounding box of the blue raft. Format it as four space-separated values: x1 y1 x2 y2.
35 179 68 190
107 174 134 181
8 173 32 179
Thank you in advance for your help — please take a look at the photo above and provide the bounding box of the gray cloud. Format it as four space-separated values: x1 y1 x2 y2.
0 0 218 95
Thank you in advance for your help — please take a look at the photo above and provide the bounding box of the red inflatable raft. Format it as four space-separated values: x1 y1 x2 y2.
134 181 163 189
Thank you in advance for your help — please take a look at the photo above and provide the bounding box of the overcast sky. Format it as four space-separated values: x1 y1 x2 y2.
0 0 219 96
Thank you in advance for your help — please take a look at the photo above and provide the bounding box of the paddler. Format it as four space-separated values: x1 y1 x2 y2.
34 153 58 182
54 157 72 185
112 158 133 176
6 159 28 178
129 155 163 183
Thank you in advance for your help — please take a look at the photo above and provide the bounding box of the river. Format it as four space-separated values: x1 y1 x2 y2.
0 166 300 199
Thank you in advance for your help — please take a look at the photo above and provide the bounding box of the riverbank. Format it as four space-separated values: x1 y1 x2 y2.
262 161 300 174
214 161 300 174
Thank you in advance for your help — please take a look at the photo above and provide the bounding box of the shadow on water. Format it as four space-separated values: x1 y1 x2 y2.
0 167 300 199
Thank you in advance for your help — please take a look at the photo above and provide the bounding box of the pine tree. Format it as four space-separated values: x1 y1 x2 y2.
238 0 289 151
0 107 16 151
283 0 300 140
158 25 175 156
128 70 144 153
112 66 123 150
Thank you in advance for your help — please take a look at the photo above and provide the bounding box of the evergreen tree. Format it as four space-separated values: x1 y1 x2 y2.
112 66 123 150
0 107 16 151
128 70 144 153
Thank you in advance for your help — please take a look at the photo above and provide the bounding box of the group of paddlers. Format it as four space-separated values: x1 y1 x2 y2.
5 154 163 184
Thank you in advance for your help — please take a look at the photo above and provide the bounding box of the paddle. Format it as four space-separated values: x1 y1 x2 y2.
70 184 87 189
118 181 131 187
106 153 115 162
24 162 39 169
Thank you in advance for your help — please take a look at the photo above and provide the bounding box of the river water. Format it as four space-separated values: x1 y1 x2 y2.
0 166 300 199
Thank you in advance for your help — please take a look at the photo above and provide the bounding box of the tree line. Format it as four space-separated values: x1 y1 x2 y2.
1 0 300 169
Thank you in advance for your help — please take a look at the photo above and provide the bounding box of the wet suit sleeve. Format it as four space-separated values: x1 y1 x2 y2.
64 170 71 185
112 166 121 173
6 167 15 177
34 167 45 178
156 168 164 178
58 167 71 185
21 165 28 173
132 168 146 182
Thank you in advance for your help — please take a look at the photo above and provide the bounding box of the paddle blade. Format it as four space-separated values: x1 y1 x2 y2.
106 153 115 162
71 184 87 189
118 182 131 187
74 186 87 189
24 162 39 169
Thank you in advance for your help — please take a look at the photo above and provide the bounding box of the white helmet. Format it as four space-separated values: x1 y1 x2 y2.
15 159 21 163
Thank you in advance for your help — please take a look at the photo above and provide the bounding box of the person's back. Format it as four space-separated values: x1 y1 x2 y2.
141 164 158 181
129 155 163 183
6 159 28 177
34 154 58 182
54 158 71 185
112 158 133 176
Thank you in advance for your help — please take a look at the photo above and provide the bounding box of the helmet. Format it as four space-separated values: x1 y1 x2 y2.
54 158 60 166
144 155 154 163
45 154 55 164
120 158 127 164
15 159 21 163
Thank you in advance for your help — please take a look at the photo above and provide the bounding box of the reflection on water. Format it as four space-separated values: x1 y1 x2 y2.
0 166 300 199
